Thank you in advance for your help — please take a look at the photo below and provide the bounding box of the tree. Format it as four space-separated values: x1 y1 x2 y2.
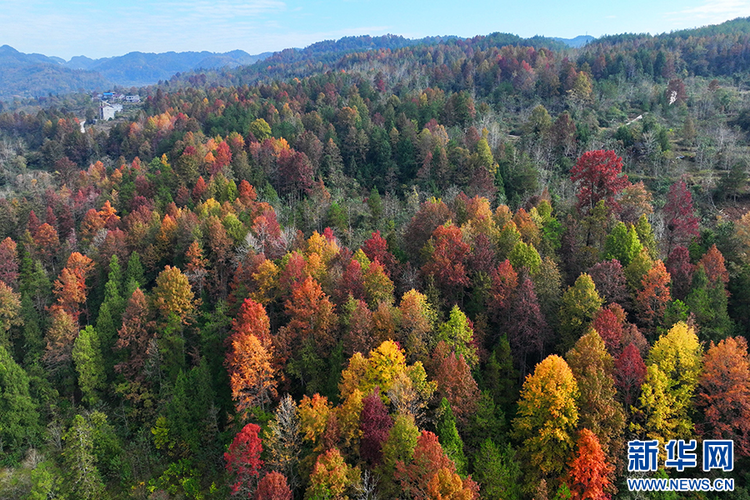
565 330 625 465
638 322 702 442
570 150 628 214
403 198 453 260
257 471 293 500
264 395 302 493
152 265 194 324
306 448 360 500
0 344 39 453
0 281 22 349
379 413 420 495
225 423 264 498
398 289 436 364
472 440 522 500
698 244 729 288
513 355 579 484
226 299 277 413
360 389 393 465
696 336 750 456
604 222 643 267
426 467 479 500
436 306 477 368
52 252 94 324
299 393 332 449
559 274 603 351
635 260 671 333
114 288 152 384
566 429 613 500
587 260 628 307
43 308 78 373
362 231 398 278
685 265 733 342
61 414 104 500
592 304 625 356
395 430 477 500
436 398 467 475
430 342 479 428
72 325 105 406
615 343 647 409
666 246 694 301
0 237 19 289
281 276 338 392
227 330 277 415
619 182 654 225
508 275 550 374
663 180 699 252
488 259 519 325
363 259 395 308
508 241 542 275
422 223 471 304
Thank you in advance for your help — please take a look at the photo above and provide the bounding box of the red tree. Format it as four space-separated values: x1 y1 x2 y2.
468 232 497 276
403 198 453 259
0 237 19 289
362 231 398 278
430 342 480 427
666 246 694 301
488 260 519 324
635 261 671 333
256 471 293 500
360 389 393 465
663 180 699 252
699 244 729 288
114 288 153 383
592 304 626 356
614 343 646 408
567 429 613 500
570 150 629 213
422 224 471 304
334 258 366 306
225 423 264 497
508 275 550 374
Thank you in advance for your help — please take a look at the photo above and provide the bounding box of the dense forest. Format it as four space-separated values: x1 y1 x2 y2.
2 17 750 500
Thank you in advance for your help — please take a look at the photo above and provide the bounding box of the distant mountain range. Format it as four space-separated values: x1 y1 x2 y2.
552 35 595 48
0 45 272 100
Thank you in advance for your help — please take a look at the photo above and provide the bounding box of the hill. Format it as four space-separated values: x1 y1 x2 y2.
0 46 272 99
0 45 109 100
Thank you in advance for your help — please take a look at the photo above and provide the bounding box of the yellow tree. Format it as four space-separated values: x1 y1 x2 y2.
638 321 702 442
152 265 194 324
513 355 579 488
226 299 277 413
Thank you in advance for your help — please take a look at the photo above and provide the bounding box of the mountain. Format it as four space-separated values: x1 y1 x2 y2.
0 46 272 100
0 45 109 100
552 35 595 48
62 50 272 87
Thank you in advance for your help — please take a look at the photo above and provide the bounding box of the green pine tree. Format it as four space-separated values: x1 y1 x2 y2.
0 344 40 453
72 325 106 406
436 397 467 475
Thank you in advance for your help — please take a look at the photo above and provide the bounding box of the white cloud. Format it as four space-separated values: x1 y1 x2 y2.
667 0 750 27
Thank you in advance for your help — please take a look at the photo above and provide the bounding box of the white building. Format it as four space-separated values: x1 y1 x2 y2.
100 103 123 120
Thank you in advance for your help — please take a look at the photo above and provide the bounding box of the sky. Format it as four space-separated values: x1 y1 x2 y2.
3 0 750 60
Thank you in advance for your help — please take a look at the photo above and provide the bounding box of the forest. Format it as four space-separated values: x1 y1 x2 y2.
2 16 750 500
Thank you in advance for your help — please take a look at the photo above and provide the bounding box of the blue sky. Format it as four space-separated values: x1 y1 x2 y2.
3 0 750 60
